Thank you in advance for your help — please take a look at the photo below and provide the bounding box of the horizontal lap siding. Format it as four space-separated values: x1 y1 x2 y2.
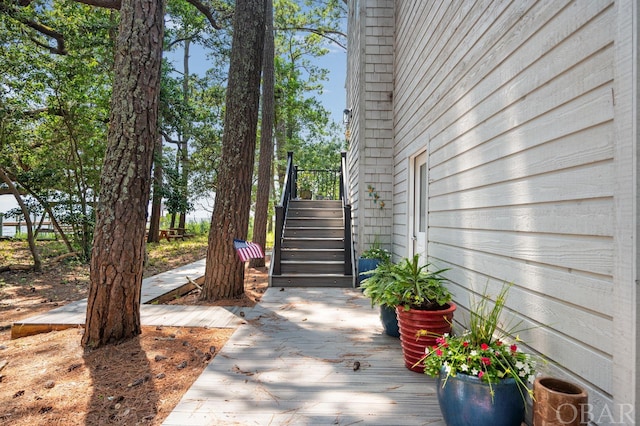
394 0 615 412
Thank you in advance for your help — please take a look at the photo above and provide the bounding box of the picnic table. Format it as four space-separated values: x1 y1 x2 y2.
159 228 195 242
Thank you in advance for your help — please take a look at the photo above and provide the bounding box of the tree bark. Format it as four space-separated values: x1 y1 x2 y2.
201 0 265 300
250 0 274 269
82 0 164 349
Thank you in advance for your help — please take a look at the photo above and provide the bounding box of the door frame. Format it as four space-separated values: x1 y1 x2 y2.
408 149 428 262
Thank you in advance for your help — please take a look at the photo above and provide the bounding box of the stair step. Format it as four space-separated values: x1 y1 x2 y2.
271 198 351 288
284 227 343 238
286 218 343 227
270 274 354 288
281 249 344 261
280 260 346 274
289 200 342 208
282 238 344 250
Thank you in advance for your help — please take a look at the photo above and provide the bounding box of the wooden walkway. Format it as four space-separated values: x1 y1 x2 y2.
162 287 446 425
11 259 247 338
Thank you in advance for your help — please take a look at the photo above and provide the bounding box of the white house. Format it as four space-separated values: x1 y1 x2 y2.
345 1 637 424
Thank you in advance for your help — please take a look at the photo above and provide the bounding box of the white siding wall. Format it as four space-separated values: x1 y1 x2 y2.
392 0 631 422
347 0 395 256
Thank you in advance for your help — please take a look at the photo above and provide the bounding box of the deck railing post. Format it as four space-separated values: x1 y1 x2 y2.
340 152 354 280
343 205 352 275
274 206 283 275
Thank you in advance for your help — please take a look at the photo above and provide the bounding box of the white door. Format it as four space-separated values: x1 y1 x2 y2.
413 151 428 262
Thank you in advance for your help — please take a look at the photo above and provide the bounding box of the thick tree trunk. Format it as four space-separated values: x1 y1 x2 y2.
82 0 164 349
201 0 265 301
250 0 274 269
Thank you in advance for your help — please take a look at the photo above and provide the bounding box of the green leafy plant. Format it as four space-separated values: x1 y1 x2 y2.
361 254 452 310
419 282 537 402
360 242 391 262
360 259 396 307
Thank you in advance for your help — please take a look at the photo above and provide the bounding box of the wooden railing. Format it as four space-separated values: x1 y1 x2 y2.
293 167 341 200
340 152 354 276
271 152 353 279
273 152 294 275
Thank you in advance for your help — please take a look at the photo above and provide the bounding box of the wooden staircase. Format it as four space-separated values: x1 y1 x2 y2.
270 199 353 287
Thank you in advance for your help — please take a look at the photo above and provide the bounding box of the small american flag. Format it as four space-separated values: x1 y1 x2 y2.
233 239 264 262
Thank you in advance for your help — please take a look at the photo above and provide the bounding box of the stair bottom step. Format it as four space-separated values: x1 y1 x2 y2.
270 274 353 288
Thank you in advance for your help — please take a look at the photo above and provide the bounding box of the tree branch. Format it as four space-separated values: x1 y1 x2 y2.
0 1 67 54
184 0 223 30
161 130 180 145
72 0 121 9
277 26 346 50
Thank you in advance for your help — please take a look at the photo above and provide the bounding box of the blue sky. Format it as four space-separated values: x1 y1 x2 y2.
0 45 347 218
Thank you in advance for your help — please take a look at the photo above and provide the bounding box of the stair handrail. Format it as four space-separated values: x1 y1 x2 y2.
273 151 294 275
340 152 354 281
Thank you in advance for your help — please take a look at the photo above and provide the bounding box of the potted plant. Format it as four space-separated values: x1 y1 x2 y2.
298 176 313 199
357 242 391 286
360 258 399 337
384 254 455 371
419 282 537 426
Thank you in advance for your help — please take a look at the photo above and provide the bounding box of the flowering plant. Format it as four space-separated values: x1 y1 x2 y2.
418 282 536 401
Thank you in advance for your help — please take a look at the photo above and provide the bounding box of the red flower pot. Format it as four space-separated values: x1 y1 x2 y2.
396 303 456 372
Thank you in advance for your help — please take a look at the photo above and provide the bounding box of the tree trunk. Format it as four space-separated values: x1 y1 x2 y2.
178 39 190 231
274 118 287 190
82 0 164 349
147 134 163 244
200 0 265 301
0 167 42 271
250 0 274 269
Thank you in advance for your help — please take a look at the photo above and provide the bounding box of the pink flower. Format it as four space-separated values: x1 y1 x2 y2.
480 343 489 351
510 344 518 353
462 341 469 347
478 371 484 379
435 348 443 356
481 357 491 366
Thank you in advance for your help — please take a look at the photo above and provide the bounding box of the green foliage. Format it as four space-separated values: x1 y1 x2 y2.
360 260 397 308
420 282 537 404
361 254 452 310
0 0 346 256
360 241 391 262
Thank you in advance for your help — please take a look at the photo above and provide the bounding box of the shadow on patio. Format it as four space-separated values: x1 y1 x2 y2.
161 287 446 425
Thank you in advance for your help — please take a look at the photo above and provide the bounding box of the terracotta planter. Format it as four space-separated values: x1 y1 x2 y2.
396 303 456 372
534 377 588 426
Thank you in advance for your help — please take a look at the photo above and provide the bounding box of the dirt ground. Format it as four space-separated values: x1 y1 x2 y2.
0 239 268 425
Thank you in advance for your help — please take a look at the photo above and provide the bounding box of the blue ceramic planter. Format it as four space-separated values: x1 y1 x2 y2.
379 305 400 338
357 258 380 286
437 369 525 426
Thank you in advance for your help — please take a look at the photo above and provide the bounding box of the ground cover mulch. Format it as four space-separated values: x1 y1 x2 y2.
0 238 268 425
